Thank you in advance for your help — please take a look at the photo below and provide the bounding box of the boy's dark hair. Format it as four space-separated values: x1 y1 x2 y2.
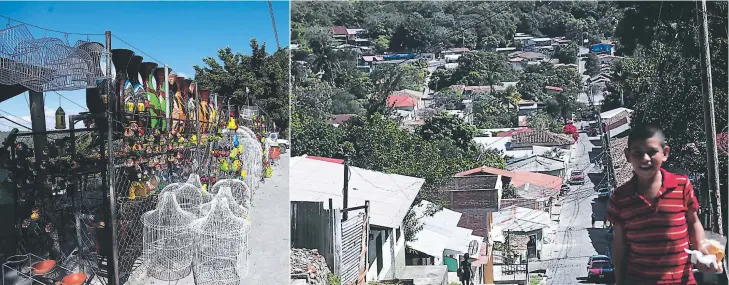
627 123 666 148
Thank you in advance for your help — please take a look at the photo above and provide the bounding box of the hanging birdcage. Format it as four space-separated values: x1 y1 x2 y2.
141 192 197 281
192 197 251 285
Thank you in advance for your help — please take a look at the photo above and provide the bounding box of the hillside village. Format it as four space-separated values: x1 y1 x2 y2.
290 2 728 285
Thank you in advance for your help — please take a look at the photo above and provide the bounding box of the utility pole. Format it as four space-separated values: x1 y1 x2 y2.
342 156 350 221
700 0 723 235
588 83 612 186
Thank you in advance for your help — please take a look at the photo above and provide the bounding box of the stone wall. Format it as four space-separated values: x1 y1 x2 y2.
291 248 331 285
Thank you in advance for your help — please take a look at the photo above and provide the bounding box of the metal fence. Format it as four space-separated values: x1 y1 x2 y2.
291 200 370 285
291 201 339 271
340 212 368 285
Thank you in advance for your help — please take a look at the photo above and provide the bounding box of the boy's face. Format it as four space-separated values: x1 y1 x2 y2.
625 137 670 179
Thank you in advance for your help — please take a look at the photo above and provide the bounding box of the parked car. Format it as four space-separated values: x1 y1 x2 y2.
569 170 585 185
587 260 614 282
587 255 611 267
597 187 611 199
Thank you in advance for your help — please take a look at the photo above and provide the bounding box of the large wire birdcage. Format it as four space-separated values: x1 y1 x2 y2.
160 183 203 216
192 197 251 285
0 24 104 92
201 186 249 219
209 179 251 210
141 192 197 281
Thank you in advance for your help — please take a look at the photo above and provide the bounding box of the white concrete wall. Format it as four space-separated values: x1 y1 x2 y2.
366 225 407 281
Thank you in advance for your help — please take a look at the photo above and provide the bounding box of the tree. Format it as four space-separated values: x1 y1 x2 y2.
193 40 289 134
374 35 391 53
554 42 579 64
290 111 346 158
585 53 601 77
417 114 477 151
451 51 515 89
428 67 454 92
527 111 562 133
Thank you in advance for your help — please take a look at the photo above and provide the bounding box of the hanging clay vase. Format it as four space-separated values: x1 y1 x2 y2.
55 106 66 130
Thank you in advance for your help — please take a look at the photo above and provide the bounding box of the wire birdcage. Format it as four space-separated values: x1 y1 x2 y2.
141 192 197 281
200 186 249 219
192 197 251 285
209 179 251 210
161 183 203 216
186 173 214 203
74 40 106 87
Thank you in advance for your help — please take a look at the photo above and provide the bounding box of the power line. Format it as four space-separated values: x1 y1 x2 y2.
111 34 165 65
53 91 89 111
268 0 280 49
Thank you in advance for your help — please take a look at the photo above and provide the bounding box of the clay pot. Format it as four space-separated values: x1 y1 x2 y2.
56 272 87 285
28 259 56 275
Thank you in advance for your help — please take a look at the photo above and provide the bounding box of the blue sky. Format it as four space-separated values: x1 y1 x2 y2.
0 1 290 131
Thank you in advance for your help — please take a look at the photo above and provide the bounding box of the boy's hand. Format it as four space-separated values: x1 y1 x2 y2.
695 259 723 273
696 245 724 273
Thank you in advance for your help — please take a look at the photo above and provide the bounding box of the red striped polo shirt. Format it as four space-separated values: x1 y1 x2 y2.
607 168 699 285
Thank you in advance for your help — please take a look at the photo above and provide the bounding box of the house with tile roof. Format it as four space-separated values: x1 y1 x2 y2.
510 130 575 150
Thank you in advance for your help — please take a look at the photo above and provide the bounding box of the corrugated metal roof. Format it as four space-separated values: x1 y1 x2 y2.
492 205 556 233
290 156 424 228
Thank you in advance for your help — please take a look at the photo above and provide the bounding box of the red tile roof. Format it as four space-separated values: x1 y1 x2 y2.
455 166 562 191
306 156 344 164
511 130 574 147
496 128 533 137
544 86 564 92
331 26 348 35
387 95 418 108
329 114 356 125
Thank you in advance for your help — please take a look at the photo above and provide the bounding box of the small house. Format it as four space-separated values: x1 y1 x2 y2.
591 43 614 55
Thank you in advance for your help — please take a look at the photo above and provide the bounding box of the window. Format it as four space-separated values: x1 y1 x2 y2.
396 227 401 240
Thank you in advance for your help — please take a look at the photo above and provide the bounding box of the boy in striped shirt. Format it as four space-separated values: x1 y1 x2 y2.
607 123 723 285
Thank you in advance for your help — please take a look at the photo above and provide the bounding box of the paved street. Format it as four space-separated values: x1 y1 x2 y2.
241 152 290 284
531 132 613 285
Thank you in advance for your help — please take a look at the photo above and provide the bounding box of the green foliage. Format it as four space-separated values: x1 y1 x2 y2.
193 40 289 134
502 184 518 199
417 114 477 151
452 51 516 87
374 35 391 53
292 2 621 52
585 53 601 77
527 111 563 133
327 274 341 285
554 42 579 64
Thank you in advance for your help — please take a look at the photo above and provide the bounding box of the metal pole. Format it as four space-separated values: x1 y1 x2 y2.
104 31 120 285
342 156 349 221
700 0 723 235
164 65 170 132
195 83 201 148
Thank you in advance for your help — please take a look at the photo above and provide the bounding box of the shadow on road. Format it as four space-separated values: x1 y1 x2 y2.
588 148 603 163
587 228 610 256
587 172 606 188
576 276 615 284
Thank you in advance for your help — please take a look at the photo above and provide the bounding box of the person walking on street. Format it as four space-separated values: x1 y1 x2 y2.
591 213 596 228
459 253 473 285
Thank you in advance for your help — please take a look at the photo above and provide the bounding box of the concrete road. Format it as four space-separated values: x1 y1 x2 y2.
242 152 290 284
531 133 613 285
